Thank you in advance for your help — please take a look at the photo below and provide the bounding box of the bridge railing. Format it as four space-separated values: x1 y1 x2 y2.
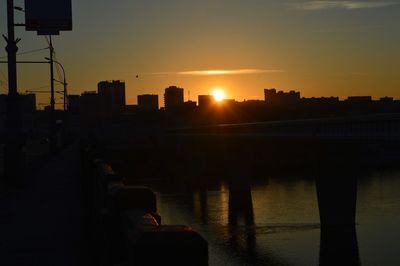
80 142 208 266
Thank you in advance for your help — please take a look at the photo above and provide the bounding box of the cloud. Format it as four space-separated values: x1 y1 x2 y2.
294 1 396 11
178 69 285 75
144 69 284 76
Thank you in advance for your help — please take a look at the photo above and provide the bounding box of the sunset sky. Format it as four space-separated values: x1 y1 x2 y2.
0 0 399 107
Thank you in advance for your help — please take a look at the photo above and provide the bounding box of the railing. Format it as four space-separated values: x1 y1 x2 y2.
80 143 208 266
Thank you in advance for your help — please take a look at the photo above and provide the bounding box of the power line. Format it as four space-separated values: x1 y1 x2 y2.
44 36 50 46
0 47 48 59
0 36 65 94
28 84 51 90
17 47 48 57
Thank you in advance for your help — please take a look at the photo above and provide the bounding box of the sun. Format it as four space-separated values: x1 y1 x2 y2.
212 89 225 102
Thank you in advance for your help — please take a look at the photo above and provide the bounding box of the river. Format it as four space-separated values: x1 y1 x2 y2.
126 169 400 266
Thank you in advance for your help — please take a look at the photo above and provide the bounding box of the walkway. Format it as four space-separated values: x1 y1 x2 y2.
0 144 85 266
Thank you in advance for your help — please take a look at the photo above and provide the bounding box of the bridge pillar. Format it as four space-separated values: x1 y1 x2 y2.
319 226 360 266
316 171 357 227
315 142 359 228
315 142 361 266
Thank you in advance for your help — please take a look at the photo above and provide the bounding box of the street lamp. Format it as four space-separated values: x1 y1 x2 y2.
45 57 67 111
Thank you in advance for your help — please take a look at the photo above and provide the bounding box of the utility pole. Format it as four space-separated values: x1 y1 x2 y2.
3 0 25 186
49 36 55 112
48 36 57 153
44 57 67 111
5 0 18 97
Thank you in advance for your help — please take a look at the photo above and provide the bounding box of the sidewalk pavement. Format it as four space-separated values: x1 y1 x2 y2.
0 144 86 266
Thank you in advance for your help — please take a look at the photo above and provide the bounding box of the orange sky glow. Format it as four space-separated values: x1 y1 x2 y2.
0 1 399 108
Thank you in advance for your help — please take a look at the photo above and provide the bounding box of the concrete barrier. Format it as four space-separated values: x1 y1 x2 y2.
81 143 208 265
108 185 157 214
132 225 208 266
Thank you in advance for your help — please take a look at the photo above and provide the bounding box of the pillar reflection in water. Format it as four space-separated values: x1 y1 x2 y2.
227 178 256 256
319 226 361 266
195 188 208 225
228 179 255 226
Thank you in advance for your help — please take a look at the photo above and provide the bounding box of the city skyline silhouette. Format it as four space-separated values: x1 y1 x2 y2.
0 0 399 106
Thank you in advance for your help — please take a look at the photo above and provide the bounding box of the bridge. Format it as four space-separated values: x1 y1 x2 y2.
149 114 400 230
92 113 400 265
165 113 400 141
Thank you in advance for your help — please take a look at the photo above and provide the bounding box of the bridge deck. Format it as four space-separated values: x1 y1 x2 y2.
0 145 85 266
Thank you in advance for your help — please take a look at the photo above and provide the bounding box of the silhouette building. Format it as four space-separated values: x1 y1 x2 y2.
164 86 184 110
138 94 159 111
264 88 301 105
346 96 372 104
80 91 99 116
68 95 81 114
184 100 197 109
302 97 339 105
98 80 126 114
198 95 215 108
21 93 36 113
125 105 139 113
0 93 36 114
380 97 394 103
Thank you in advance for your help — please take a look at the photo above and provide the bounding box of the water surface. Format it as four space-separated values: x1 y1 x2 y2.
135 170 400 266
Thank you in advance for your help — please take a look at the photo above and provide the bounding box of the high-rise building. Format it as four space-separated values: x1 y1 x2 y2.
164 86 184 109
98 80 126 114
198 95 215 108
138 94 159 111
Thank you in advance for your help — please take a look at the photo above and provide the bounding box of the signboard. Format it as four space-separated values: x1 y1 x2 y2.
25 0 72 35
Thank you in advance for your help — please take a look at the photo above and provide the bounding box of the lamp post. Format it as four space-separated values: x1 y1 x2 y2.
45 57 67 111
